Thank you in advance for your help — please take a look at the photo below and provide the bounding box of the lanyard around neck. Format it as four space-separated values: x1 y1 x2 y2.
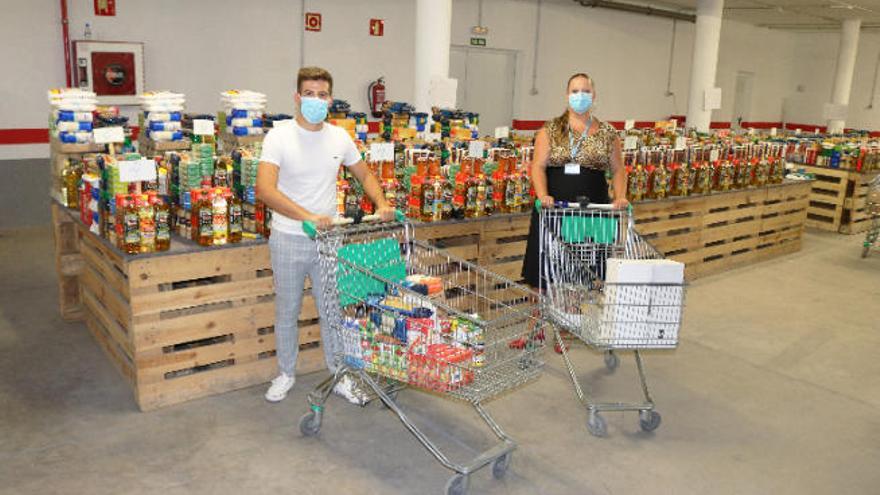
569 117 593 160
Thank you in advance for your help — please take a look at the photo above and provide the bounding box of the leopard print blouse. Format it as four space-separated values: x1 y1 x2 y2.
545 119 617 171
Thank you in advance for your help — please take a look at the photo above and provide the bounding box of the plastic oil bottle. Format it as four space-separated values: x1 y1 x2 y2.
228 190 243 243
197 189 214 246
152 192 171 252
212 188 229 246
121 195 141 255
137 194 157 253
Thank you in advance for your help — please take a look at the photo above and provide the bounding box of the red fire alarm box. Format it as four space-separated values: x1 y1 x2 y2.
94 0 116 16
370 19 384 37
305 13 322 32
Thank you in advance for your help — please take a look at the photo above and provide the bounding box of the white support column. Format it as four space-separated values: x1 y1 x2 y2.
686 0 724 133
828 18 861 134
414 0 452 113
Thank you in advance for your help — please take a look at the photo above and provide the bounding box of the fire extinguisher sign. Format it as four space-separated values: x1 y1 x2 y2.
370 19 384 37
305 12 322 32
94 0 116 16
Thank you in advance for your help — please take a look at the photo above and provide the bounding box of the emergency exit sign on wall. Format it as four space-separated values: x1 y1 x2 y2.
470 37 487 47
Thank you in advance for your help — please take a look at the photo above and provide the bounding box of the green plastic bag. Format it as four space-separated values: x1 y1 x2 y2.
336 237 405 306
561 216 618 244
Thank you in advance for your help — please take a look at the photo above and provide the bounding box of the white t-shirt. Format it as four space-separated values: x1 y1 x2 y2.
259 121 361 235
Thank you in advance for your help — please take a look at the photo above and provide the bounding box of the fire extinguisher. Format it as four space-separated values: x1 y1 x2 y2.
368 77 386 119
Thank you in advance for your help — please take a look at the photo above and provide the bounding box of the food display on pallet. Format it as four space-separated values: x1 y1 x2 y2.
784 136 880 234
48 88 97 145
623 141 787 202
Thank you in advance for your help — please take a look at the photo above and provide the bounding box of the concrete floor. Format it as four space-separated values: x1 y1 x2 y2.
1 227 879 495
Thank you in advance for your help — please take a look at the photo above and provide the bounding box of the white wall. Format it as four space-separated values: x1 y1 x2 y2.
2 0 858 163
63 0 415 117
451 0 798 126
0 0 66 159
784 30 880 131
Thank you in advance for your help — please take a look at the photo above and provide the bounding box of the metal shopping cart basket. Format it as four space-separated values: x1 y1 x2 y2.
862 174 880 258
299 212 544 495
538 200 685 437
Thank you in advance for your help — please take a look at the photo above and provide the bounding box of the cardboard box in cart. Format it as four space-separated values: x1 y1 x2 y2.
601 259 684 346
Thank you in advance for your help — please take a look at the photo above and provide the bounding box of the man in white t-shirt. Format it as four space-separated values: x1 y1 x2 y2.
257 67 394 403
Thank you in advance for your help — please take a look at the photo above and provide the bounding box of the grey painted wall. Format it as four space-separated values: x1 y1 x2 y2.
1 159 51 230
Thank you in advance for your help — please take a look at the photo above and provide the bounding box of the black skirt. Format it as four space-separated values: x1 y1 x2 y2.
521 167 610 288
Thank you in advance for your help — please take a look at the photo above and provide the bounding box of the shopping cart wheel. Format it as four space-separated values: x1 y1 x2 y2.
587 412 607 437
492 453 511 480
445 474 470 495
639 410 662 432
299 411 321 437
603 351 619 372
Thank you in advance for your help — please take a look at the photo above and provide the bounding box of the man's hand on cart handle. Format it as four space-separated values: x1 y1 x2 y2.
375 205 398 222
307 213 334 230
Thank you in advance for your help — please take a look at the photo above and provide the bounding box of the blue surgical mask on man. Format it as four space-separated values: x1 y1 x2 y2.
300 97 329 124
568 92 593 114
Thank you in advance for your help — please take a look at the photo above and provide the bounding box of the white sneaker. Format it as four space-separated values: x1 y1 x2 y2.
265 373 295 402
333 375 366 405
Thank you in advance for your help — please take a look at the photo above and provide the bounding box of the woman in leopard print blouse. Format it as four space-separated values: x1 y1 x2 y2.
521 73 628 288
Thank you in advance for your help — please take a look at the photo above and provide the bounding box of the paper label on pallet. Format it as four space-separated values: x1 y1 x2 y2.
770 127 777 136
674 136 686 150
118 159 158 183
93 126 124 144
795 128 802 135
748 127 755 136
370 142 394 162
468 140 485 158
623 136 638 150
624 119 635 130
494 126 510 139
193 119 215 136
709 149 720 162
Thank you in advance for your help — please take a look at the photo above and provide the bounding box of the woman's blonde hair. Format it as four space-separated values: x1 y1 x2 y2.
550 73 594 143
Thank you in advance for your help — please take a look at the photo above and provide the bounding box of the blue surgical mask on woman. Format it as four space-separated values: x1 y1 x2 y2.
300 97 329 124
568 92 593 114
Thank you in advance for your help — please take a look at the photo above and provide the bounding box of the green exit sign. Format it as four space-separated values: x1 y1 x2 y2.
470 37 486 47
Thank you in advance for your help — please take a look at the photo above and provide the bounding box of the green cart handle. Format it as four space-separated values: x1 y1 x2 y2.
303 210 406 239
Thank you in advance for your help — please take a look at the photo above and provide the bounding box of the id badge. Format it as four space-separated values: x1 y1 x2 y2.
564 163 581 175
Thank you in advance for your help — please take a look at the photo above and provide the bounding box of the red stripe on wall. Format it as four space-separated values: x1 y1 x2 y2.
0 128 50 145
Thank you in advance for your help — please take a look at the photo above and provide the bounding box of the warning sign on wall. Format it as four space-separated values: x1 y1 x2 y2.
370 19 384 37
94 0 116 16
305 12 322 32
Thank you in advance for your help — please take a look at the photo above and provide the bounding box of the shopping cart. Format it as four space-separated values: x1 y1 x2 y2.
299 212 544 495
537 200 685 437
861 175 880 258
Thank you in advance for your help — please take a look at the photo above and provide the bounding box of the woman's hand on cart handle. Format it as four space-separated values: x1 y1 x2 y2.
612 198 630 210
535 195 555 211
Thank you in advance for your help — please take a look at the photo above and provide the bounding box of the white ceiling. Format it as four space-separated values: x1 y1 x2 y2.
636 0 880 29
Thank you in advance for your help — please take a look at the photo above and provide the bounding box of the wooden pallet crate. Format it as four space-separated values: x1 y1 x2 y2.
51 203 85 321
634 181 810 279
52 205 325 410
840 170 880 234
793 164 878 234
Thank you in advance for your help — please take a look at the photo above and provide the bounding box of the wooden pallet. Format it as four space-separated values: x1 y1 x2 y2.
51 203 85 321
413 214 531 284
794 164 878 234
52 205 325 410
840 170 880 234
634 181 810 279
